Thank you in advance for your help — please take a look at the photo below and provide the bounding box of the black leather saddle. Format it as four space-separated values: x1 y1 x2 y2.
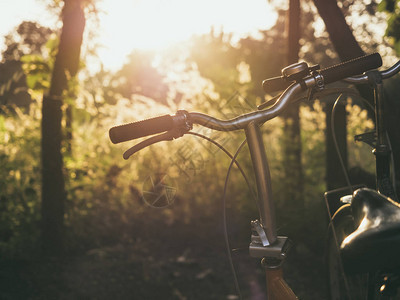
340 188 400 274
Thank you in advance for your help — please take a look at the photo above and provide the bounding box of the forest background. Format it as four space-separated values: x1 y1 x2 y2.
1 0 400 299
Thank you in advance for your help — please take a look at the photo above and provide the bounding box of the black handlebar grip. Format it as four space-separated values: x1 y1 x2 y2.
320 53 382 85
109 114 174 144
262 76 290 93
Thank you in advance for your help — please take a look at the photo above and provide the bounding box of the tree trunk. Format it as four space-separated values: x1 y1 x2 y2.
287 0 301 64
315 0 399 198
281 0 304 235
313 0 364 191
313 0 364 61
66 104 73 154
41 0 85 256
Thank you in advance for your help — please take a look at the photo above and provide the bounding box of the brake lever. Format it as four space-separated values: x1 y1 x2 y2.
257 95 280 110
123 129 185 160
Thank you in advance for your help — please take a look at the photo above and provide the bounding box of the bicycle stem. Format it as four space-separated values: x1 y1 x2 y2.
187 76 319 244
245 121 276 244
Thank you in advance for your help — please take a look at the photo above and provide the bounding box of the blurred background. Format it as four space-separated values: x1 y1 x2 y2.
0 0 399 299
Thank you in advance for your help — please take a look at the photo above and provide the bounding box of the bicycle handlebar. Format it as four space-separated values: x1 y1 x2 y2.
109 53 383 143
263 53 382 93
109 114 174 144
344 59 400 84
319 53 382 84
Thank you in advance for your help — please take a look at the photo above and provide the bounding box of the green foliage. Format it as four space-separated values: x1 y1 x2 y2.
21 54 51 90
378 0 400 55
21 36 58 92
0 106 41 258
300 101 326 201
346 99 375 173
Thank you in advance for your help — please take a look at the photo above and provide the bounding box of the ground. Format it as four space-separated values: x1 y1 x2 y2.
0 219 329 299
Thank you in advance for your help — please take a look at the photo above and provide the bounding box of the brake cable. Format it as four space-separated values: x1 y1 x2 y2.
187 132 257 204
221 139 247 300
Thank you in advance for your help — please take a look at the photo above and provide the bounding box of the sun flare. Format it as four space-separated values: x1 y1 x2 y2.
96 0 277 70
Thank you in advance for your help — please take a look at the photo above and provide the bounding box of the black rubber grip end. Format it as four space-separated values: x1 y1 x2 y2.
320 53 382 85
109 114 173 144
262 76 290 93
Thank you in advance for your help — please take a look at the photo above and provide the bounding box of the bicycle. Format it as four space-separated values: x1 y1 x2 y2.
324 60 400 299
109 52 400 299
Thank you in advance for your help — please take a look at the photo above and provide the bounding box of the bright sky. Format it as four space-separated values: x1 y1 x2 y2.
0 0 56 37
0 0 57 56
0 0 277 70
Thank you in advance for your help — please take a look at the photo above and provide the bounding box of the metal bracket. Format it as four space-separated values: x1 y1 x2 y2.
249 220 292 260
354 131 376 148
249 235 291 259
313 73 324 91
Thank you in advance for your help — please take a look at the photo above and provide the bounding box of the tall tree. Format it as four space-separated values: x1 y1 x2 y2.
313 0 364 190
314 0 400 196
313 0 364 61
41 0 86 255
281 0 305 232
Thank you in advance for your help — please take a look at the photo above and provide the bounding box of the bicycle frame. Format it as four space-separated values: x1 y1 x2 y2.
345 65 399 201
239 61 400 299
326 63 400 299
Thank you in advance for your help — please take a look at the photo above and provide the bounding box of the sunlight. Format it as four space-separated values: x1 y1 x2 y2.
96 0 277 70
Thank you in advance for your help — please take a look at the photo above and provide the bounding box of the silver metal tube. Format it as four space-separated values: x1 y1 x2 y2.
344 60 400 84
343 74 369 84
382 60 400 79
245 121 277 244
189 77 316 131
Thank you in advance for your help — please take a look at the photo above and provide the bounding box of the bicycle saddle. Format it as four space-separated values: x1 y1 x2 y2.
340 188 400 274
